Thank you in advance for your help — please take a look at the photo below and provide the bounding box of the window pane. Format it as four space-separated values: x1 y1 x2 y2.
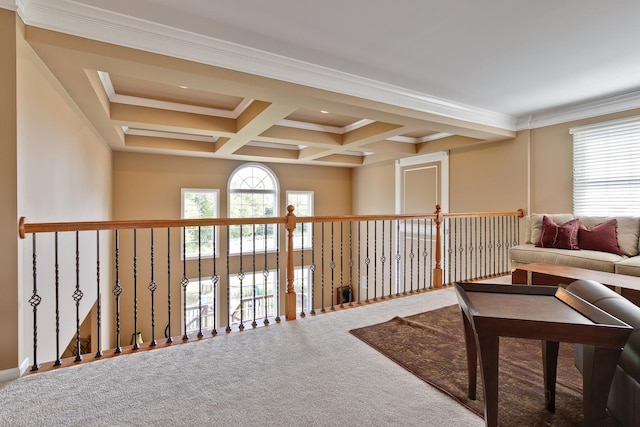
184 277 216 334
287 191 314 249
182 189 218 258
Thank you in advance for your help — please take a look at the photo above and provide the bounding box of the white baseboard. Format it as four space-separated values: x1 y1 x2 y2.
0 357 29 383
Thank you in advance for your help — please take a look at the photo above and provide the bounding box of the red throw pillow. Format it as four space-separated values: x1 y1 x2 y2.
535 216 580 250
578 219 623 255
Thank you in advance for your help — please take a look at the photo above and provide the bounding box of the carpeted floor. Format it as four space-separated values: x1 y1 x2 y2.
350 304 621 427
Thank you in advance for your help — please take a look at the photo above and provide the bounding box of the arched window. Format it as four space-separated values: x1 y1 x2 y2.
228 163 279 253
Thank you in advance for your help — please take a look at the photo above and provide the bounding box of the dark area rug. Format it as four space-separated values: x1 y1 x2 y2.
350 304 620 426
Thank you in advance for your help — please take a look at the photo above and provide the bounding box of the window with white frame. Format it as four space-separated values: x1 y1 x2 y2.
228 164 279 254
287 191 314 249
571 116 640 216
181 189 219 259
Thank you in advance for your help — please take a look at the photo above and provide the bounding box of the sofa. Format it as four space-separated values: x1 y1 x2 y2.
566 279 640 427
509 213 640 277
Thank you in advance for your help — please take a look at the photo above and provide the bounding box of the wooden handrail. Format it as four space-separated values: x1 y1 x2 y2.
18 206 525 326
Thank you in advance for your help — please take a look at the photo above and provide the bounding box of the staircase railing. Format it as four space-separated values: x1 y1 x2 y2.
18 206 523 373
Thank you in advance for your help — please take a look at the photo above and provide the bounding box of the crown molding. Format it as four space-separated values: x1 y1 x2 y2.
17 0 517 131
516 90 640 130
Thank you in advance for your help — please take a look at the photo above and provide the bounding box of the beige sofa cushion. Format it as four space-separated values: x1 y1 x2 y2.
579 216 640 257
509 243 622 273
615 256 640 276
528 213 575 245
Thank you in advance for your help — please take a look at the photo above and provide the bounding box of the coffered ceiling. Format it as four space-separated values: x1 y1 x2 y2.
7 0 640 167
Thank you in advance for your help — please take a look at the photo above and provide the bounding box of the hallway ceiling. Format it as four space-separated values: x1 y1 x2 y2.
9 0 640 167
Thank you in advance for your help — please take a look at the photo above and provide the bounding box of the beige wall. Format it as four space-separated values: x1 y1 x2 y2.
449 133 529 213
0 9 20 374
352 160 396 214
11 15 112 373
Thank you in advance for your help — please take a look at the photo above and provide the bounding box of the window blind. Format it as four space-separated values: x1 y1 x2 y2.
571 116 640 216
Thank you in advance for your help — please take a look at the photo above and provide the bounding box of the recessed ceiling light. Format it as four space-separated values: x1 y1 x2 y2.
179 85 189 89
320 110 329 114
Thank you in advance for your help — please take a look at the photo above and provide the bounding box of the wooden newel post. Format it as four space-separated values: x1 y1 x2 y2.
433 204 443 289
285 205 297 320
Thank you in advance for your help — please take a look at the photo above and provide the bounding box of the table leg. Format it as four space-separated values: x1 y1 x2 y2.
461 312 477 400
542 340 559 413
477 334 499 427
582 346 622 427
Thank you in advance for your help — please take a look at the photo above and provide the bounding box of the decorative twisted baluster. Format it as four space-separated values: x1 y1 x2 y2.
181 227 190 340
73 231 84 362
251 223 257 328
262 222 270 325
54 232 61 366
212 226 218 335
166 227 173 343
148 228 157 346
309 222 316 315
132 229 139 350
321 222 325 312
197 226 203 338
380 221 385 300
95 230 102 357
365 221 370 302
30 234 41 371
348 221 353 307
113 230 123 353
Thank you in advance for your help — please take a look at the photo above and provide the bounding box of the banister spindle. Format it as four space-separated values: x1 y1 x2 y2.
30 233 41 372
113 229 122 353
133 229 139 350
148 228 157 346
166 227 173 343
54 232 62 366
95 230 102 357
73 231 83 362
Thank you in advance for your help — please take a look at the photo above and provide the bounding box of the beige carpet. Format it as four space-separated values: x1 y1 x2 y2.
0 287 484 427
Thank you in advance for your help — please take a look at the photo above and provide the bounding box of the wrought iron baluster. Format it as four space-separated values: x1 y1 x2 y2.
181 227 190 340
251 223 257 328
380 220 386 299
263 223 270 325
330 222 335 310
398 219 403 296
409 219 415 293
166 227 173 343
30 234 41 371
54 233 61 366
73 231 83 362
300 221 306 316
339 221 344 308
113 230 123 353
348 221 353 307
310 222 316 315
225 227 231 333
212 225 219 335
133 229 139 350
95 230 102 357
148 228 157 346
238 224 245 331
197 226 203 338
321 223 326 312
275 224 281 323
373 220 377 301
365 221 370 302
396 219 400 297
356 221 361 304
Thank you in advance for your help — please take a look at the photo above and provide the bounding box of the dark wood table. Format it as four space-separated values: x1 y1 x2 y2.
454 282 632 427
512 262 640 306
